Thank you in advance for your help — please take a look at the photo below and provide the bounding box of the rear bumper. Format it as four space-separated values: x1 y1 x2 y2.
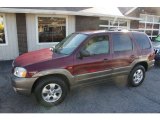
155 54 160 61
11 74 37 95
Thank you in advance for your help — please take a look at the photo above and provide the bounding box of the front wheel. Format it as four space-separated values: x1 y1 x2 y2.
34 77 68 107
128 65 145 87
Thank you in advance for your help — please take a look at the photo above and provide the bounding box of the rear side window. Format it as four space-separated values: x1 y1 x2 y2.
132 33 151 49
112 33 133 52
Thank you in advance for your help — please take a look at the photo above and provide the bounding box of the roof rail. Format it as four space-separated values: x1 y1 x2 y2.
106 28 129 32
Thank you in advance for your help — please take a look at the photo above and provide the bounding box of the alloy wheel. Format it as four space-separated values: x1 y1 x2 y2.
42 83 62 103
133 69 144 84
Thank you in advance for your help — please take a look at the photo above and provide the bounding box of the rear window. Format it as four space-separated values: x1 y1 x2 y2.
132 33 151 49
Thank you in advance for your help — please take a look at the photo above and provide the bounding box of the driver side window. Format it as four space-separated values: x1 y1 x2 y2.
83 35 109 55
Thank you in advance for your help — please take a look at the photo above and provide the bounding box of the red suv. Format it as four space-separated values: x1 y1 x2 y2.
11 30 155 106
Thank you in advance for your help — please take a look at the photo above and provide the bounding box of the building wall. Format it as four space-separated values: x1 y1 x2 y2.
127 8 140 17
16 13 28 55
128 8 160 39
128 7 160 17
68 15 76 35
26 14 75 52
0 13 19 60
138 7 160 16
75 16 99 31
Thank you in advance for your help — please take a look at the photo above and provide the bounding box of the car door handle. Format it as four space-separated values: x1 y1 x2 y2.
103 58 108 61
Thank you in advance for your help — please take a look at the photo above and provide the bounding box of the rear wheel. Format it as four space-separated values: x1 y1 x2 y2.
128 65 145 87
34 76 68 107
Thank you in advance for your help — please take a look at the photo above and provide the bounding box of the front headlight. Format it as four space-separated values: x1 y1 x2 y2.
14 67 27 78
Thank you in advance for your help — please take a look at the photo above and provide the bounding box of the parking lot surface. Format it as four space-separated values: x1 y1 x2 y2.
0 60 160 113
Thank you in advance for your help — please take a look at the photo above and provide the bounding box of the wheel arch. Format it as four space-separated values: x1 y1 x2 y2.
132 61 148 71
31 73 71 93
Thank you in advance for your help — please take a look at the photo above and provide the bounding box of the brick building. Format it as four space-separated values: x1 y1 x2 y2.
0 7 160 60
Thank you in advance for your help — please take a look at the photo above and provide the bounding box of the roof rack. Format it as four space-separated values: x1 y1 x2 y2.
103 28 129 32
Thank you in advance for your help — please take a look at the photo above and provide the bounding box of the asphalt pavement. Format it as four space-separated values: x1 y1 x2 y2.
0 60 160 113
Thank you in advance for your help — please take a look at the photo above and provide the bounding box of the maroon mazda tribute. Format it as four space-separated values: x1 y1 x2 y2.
11 30 155 106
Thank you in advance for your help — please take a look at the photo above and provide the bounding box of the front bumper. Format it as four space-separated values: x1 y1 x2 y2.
11 74 37 95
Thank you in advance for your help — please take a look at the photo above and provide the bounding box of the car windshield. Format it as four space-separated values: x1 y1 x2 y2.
54 33 88 55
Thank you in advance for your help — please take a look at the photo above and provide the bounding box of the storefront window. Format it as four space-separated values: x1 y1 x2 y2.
38 17 66 43
119 21 127 27
146 23 152 29
100 20 109 25
152 30 159 36
110 20 118 26
0 15 5 44
139 23 145 29
153 24 159 29
99 18 128 30
145 30 152 36
154 16 160 23
99 27 109 30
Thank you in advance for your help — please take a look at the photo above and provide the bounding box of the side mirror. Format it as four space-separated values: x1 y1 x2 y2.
79 50 90 59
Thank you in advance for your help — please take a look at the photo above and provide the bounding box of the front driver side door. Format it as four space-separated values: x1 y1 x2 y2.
73 34 113 81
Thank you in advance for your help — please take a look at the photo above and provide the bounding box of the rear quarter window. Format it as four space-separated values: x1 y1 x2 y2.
132 33 151 49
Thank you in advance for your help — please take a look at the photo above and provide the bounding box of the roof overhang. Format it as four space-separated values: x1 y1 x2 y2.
124 7 137 15
100 16 141 20
0 7 141 20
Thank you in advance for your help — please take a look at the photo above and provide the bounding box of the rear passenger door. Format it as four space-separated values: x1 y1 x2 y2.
111 33 137 74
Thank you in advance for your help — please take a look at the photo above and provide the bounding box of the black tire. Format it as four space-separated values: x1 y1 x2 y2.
34 76 68 107
128 65 145 87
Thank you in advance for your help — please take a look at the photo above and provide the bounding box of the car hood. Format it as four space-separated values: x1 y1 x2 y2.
14 48 59 67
